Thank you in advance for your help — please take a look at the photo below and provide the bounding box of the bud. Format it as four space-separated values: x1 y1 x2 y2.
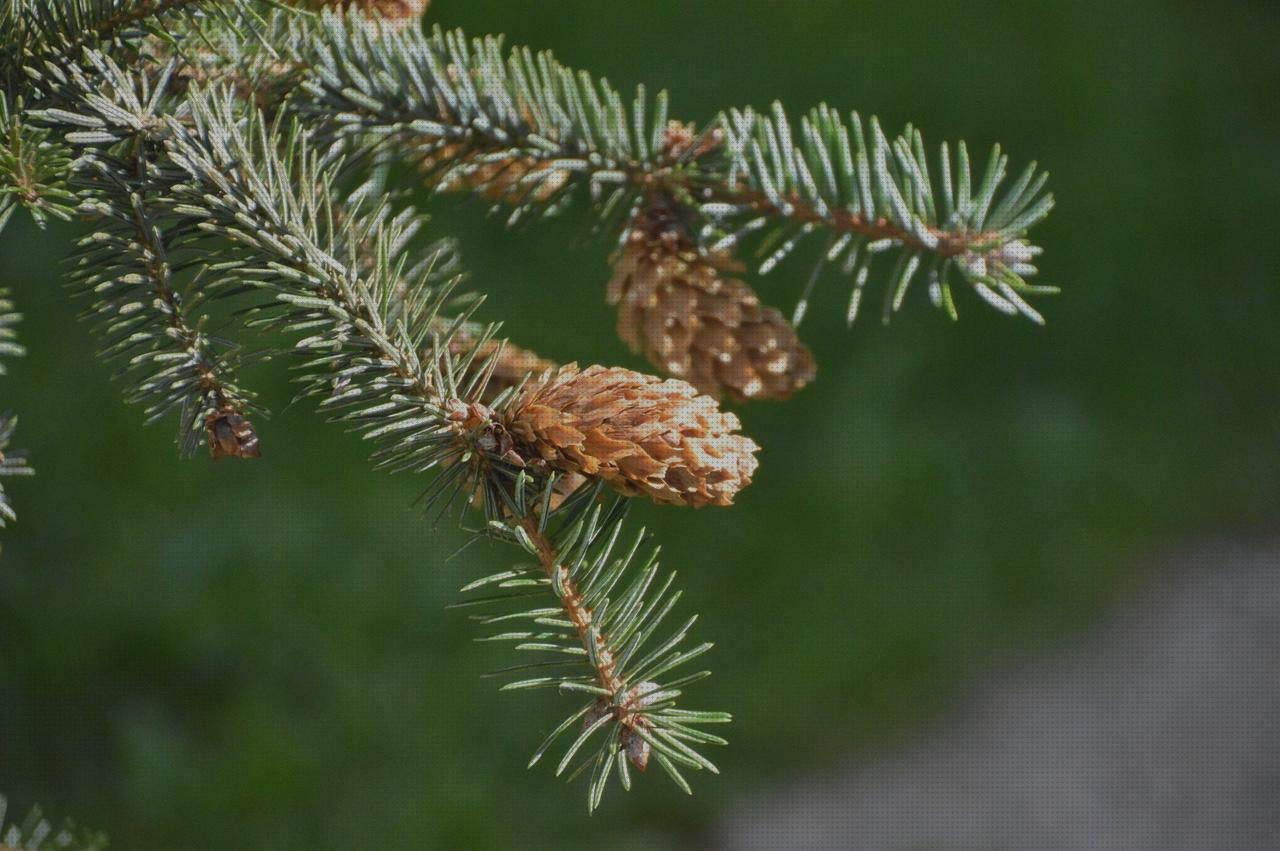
620 725 651 772
659 120 724 162
583 699 613 731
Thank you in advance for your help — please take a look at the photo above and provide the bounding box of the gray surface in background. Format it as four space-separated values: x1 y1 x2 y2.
717 543 1280 851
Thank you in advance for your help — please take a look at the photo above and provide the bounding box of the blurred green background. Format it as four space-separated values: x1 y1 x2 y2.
1 1 1278 848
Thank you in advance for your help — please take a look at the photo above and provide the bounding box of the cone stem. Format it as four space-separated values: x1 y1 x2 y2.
518 514 624 698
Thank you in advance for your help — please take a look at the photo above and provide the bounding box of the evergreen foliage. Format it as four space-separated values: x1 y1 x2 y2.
0 290 29 526
62 75 262 458
0 793 106 850
0 0 1057 816
274 13 1055 325
0 93 76 233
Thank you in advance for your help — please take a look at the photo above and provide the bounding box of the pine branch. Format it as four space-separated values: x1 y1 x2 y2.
36 0 201 57
0 412 34 529
5 0 1067 815
0 92 77 234
465 481 729 810
31 44 525 461
274 14 1055 327
40 60 262 459
40 44 744 805
33 36 470 464
0 288 24 375
293 0 429 26
3 0 222 94
0 793 106 851
0 289 32 528
713 104 1055 325
3 1 271 234
143 8 306 116
140 1 430 119
158 94 730 805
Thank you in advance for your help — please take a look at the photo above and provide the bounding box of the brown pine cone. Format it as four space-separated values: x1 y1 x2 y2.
205 408 261 460
505 364 759 508
607 206 816 403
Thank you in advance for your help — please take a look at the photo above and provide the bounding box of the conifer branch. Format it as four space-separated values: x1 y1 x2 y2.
3 2 270 234
271 14 1054 328
36 46 476 466
0 0 1066 816
294 0 428 26
0 290 23 372
42 51 739 807
0 289 32 527
0 92 76 233
0 793 106 851
2 0 239 95
30 42 512 461
0 412 33 529
466 482 729 810
54 61 261 458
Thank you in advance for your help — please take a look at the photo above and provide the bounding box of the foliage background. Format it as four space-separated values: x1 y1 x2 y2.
1 0 1277 847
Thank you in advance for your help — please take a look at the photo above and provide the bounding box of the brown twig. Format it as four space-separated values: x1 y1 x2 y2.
122 142 259 458
519 514 624 696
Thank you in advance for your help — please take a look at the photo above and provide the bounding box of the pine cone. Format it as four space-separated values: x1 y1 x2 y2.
505 364 759 508
607 206 816 403
205 409 261 460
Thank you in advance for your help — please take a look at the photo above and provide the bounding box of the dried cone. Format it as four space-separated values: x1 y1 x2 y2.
205 409 261 460
608 205 816 403
505 364 759 508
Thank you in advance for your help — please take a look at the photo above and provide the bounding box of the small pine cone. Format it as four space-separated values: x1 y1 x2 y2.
607 210 816 403
205 409 261 460
505 364 759 508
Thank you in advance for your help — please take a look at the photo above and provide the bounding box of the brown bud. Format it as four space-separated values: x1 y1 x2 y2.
505 364 759 508
620 725 651 772
659 120 724 161
205 410 261 461
608 204 815 403
583 699 613 731
626 681 664 709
